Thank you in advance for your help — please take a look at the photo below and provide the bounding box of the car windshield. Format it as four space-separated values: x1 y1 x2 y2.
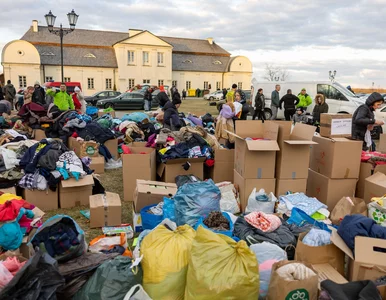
334 82 359 98
91 92 102 97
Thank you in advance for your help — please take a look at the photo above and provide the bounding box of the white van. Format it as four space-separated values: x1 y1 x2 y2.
251 79 365 119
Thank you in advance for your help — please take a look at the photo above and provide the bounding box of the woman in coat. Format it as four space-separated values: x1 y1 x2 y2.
312 94 329 124
352 92 384 150
252 88 265 121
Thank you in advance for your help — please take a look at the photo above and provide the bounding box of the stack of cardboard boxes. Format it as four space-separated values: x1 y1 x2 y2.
274 122 317 196
231 121 280 211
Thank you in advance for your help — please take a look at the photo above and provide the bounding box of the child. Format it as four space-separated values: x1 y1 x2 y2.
293 107 308 124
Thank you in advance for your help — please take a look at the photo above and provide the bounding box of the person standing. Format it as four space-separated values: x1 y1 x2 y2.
196 88 201 97
156 85 170 108
279 89 299 121
297 88 312 111
270 84 280 120
352 92 384 151
32 81 46 106
46 83 74 111
182 89 186 100
253 88 266 121
234 89 249 120
3 80 16 108
74 86 86 114
312 94 329 124
222 88 227 100
0 83 4 100
226 84 238 102
143 87 153 112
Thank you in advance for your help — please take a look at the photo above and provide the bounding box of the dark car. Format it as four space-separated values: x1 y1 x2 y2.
96 92 159 110
85 91 121 106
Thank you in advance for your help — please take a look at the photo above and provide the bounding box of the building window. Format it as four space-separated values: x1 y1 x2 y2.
128 79 135 89
158 80 164 87
64 77 71 83
157 52 164 65
238 82 243 90
143 51 149 65
45 76 53 82
128 51 135 64
216 81 221 90
143 79 150 84
18 76 26 88
186 81 191 90
204 81 209 89
88 78 94 89
106 78 112 90
172 80 177 88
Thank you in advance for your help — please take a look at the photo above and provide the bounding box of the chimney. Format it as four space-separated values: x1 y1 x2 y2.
32 20 38 32
128 29 142 37
207 37 214 45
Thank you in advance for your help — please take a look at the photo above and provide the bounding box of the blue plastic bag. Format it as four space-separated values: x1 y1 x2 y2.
141 205 163 230
163 197 176 222
195 212 234 237
86 106 98 116
121 112 149 123
174 179 221 227
287 208 331 232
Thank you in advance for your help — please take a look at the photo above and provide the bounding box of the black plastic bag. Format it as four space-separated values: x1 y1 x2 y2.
175 174 202 188
73 256 143 300
0 251 64 300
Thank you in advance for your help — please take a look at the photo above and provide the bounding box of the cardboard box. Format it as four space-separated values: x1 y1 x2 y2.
208 148 234 183
233 169 275 212
59 175 94 208
356 163 386 199
128 142 148 147
104 138 118 159
275 178 307 197
307 169 357 209
157 157 205 183
229 121 279 179
98 110 116 118
133 180 177 212
22 188 59 211
320 113 352 138
89 192 122 228
33 129 47 141
364 172 386 204
0 186 16 194
312 264 348 285
68 137 99 158
123 147 156 201
90 156 105 174
309 136 362 179
380 134 386 154
275 122 317 179
295 232 344 276
331 228 386 281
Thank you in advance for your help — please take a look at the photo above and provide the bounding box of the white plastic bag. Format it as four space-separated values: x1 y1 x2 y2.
245 188 277 214
216 182 240 214
124 284 152 300
105 158 122 170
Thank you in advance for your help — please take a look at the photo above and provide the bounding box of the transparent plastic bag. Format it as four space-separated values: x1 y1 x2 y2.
105 158 122 169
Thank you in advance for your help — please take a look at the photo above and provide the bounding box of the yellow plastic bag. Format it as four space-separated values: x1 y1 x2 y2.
185 226 259 300
141 224 195 300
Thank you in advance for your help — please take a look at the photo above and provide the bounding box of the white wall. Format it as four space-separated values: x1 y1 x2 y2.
172 71 223 92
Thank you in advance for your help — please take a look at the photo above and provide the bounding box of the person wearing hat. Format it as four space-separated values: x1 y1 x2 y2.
163 95 182 131
32 81 46 106
293 107 308 124
297 88 312 111
156 85 170 108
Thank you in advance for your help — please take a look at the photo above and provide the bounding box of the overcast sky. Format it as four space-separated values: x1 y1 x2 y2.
2 0 386 88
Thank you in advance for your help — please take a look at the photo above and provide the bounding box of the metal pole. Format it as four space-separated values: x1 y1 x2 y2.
60 24 64 82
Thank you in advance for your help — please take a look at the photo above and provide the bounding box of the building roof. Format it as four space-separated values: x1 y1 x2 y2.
172 54 230 72
34 44 118 68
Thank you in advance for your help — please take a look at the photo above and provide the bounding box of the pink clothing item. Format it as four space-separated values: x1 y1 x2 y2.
259 259 278 271
245 211 281 233
2 256 26 275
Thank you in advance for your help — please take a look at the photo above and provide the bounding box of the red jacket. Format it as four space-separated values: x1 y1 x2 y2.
72 94 82 110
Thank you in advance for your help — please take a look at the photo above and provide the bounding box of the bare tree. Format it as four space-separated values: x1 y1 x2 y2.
263 64 290 81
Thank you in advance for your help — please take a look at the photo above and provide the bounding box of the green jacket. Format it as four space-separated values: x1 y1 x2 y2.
47 90 74 110
296 93 312 108
271 90 280 107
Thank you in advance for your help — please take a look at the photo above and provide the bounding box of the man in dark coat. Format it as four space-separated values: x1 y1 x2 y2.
252 88 266 121
163 96 182 131
279 89 299 121
143 87 153 111
3 80 16 106
32 81 46 106
352 92 384 150
155 85 170 108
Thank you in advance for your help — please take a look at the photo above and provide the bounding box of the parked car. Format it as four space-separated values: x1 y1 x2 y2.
372 106 386 139
204 90 224 101
85 91 121 106
127 84 170 97
96 91 159 110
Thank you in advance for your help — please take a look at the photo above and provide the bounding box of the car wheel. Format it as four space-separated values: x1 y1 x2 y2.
209 96 214 101
104 103 114 109
264 109 272 120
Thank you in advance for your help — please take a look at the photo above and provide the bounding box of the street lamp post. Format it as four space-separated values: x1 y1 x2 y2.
44 9 79 83
329 70 337 81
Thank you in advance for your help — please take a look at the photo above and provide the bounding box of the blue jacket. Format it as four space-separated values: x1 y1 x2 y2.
337 214 386 252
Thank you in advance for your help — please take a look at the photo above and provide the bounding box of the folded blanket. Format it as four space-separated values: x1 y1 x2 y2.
245 211 281 233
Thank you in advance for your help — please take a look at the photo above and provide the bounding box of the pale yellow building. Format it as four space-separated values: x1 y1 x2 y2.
1 20 253 96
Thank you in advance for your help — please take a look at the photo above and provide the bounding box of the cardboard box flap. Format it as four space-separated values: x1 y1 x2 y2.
355 236 386 266
137 183 177 195
157 163 165 177
291 123 316 141
284 140 318 145
366 172 386 187
224 130 244 141
61 175 94 188
163 157 206 164
90 192 121 208
136 179 177 189
246 140 279 151
235 120 264 138
312 263 348 284
330 227 354 260
262 121 279 141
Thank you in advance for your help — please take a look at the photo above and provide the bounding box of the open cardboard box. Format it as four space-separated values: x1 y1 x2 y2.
227 120 279 179
364 172 386 204
380 134 386 154
331 227 386 281
90 155 105 174
0 186 17 194
59 175 94 208
274 122 317 179
22 188 58 211
157 157 205 183
207 148 234 183
356 163 386 200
